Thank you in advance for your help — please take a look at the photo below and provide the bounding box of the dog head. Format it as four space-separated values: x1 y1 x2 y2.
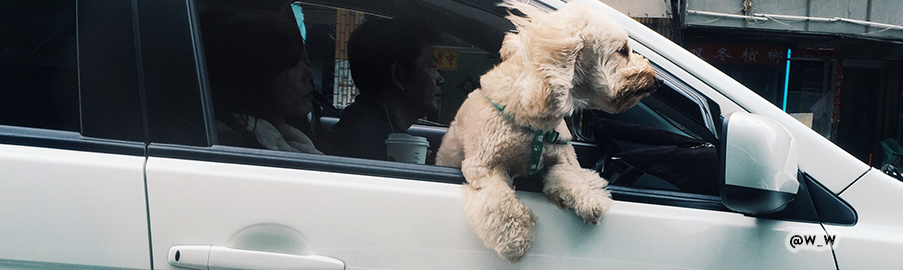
499 1 658 117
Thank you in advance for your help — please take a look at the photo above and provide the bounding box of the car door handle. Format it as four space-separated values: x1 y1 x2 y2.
168 245 344 270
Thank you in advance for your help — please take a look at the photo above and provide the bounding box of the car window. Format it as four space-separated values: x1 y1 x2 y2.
0 0 147 147
194 0 723 201
0 0 78 132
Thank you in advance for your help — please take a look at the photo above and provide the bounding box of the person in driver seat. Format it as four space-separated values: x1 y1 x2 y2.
326 18 444 161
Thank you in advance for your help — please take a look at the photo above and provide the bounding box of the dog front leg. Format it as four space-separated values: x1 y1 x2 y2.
461 164 536 263
436 124 464 167
543 164 613 225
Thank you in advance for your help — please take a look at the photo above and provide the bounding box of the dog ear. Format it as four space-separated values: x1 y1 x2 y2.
528 30 583 118
493 1 590 124
504 2 584 119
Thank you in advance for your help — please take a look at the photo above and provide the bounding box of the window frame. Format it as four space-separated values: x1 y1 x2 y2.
178 0 734 212
0 125 145 156
139 0 214 147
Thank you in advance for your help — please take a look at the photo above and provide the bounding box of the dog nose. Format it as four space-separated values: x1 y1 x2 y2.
654 77 663 88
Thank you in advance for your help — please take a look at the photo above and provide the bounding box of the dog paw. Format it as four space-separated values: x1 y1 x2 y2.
543 167 614 225
489 194 537 262
463 184 536 263
497 235 532 263
572 188 612 225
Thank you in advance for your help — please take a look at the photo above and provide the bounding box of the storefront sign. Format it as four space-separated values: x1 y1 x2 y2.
685 43 787 65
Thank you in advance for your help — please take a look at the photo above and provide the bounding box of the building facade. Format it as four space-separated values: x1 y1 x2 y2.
616 0 903 165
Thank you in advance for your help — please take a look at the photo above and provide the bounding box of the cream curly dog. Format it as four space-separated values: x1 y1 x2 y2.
436 1 658 263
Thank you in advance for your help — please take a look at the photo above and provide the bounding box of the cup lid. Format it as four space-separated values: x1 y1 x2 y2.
386 133 429 144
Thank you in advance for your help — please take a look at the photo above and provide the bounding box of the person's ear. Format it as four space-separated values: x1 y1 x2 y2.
389 63 406 90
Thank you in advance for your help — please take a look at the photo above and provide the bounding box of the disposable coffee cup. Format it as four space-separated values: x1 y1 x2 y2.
385 133 430 164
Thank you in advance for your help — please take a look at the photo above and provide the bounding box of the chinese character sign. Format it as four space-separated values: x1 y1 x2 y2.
685 43 786 66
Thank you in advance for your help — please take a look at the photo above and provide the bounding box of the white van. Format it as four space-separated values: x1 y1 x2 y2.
0 0 899 269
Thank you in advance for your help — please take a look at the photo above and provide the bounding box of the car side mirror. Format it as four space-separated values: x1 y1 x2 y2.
721 112 800 215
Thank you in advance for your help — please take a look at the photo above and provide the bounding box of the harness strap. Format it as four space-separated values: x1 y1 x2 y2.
485 95 569 177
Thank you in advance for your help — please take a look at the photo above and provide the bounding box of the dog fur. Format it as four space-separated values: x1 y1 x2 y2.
436 1 658 263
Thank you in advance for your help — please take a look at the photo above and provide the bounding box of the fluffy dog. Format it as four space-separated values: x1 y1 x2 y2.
436 1 658 263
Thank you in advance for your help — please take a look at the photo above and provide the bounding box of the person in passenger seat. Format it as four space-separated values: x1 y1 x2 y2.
326 18 444 161
202 8 322 154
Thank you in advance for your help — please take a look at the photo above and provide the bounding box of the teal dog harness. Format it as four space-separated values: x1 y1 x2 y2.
485 95 570 177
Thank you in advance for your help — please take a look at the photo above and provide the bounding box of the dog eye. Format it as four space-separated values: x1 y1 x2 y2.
618 47 629 56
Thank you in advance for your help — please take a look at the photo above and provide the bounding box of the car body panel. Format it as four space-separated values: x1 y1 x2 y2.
0 144 150 269
828 169 903 269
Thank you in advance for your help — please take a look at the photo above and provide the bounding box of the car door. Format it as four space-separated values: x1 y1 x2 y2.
144 0 837 269
146 152 838 270
0 0 151 269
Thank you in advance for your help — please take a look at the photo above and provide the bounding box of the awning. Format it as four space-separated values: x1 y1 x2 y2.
604 0 671 18
684 0 903 41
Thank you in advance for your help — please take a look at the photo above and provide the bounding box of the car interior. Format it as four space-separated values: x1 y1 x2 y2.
195 0 727 202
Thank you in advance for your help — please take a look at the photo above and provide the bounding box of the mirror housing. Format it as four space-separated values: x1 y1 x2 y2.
721 112 800 215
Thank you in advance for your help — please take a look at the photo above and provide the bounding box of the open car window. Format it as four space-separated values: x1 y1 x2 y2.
195 0 725 202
